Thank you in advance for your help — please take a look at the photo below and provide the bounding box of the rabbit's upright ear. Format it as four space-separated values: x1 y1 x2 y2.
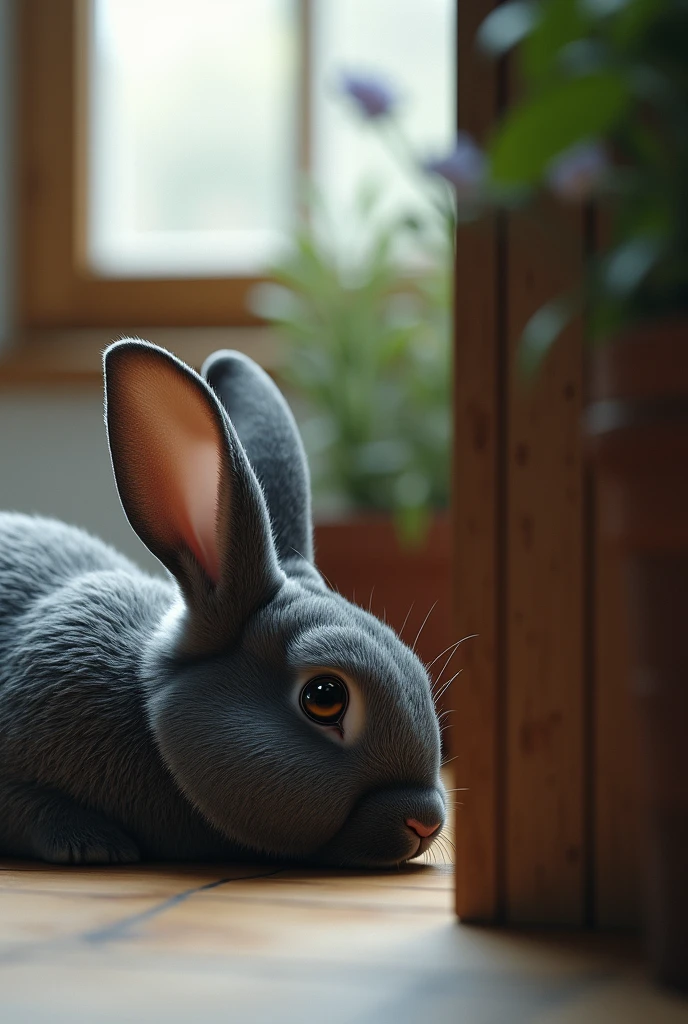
202 350 317 579
104 340 283 652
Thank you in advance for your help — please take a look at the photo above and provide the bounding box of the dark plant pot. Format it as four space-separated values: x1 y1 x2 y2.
586 323 688 991
313 514 453 704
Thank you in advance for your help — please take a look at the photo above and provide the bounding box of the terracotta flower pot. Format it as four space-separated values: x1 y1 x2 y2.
313 514 454 708
586 322 688 991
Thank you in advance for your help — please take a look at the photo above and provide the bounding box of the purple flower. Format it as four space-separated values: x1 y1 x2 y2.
547 142 609 201
423 133 486 197
340 71 398 120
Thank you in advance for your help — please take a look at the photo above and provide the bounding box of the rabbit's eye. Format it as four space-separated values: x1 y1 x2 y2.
300 675 348 726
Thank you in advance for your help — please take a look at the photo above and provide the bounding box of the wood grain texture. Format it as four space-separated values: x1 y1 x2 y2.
504 204 586 924
452 0 503 923
0 858 682 1024
588 209 643 930
449 3 646 930
593 518 642 928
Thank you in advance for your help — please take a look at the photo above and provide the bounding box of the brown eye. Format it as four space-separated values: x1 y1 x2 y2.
300 675 348 726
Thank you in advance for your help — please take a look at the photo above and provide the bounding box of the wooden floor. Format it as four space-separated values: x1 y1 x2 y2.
1 838 686 1024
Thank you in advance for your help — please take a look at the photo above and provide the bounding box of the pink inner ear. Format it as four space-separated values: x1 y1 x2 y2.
112 352 225 584
177 437 222 583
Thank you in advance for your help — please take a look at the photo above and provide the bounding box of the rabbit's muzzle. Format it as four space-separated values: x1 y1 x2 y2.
314 784 446 868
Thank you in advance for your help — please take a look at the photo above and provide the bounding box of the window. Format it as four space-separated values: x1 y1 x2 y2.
88 0 299 277
19 0 454 329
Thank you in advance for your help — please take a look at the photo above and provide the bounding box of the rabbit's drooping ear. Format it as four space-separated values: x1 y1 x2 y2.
202 350 315 574
104 340 283 652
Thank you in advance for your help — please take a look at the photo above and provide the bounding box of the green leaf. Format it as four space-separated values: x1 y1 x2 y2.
608 0 662 47
556 39 608 77
522 0 589 83
602 236 663 296
489 74 630 184
477 1 538 56
581 0 633 14
517 292 581 377
353 176 386 218
588 297 627 343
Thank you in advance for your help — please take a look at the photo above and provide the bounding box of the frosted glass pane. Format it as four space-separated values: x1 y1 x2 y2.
88 0 297 276
312 0 455 250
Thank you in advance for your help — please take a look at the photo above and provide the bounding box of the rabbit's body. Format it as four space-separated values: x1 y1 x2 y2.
0 342 447 867
0 513 234 862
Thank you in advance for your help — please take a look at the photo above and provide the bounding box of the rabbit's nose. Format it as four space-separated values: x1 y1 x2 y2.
406 818 440 839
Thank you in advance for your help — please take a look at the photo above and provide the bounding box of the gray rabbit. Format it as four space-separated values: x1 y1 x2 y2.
0 340 446 866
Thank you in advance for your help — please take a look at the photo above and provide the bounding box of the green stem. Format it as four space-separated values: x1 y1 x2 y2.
379 118 456 228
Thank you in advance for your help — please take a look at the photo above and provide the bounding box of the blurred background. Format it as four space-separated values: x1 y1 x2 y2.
0 0 456 667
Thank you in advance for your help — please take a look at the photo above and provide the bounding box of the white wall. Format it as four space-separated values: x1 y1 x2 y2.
0 387 163 574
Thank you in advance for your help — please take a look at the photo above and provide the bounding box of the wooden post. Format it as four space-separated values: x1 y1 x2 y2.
451 2 639 927
504 203 586 924
452 0 503 922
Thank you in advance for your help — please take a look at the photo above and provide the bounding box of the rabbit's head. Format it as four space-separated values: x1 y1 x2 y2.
104 340 446 867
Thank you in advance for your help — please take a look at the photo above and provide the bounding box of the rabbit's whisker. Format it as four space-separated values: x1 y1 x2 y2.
399 602 415 640
440 839 456 859
412 601 437 653
428 634 478 673
434 670 462 705
433 649 462 696
428 639 464 673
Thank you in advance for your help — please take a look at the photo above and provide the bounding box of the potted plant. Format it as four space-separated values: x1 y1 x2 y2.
251 179 454 675
337 0 688 990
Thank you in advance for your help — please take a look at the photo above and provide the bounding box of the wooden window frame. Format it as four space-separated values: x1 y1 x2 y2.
19 0 312 331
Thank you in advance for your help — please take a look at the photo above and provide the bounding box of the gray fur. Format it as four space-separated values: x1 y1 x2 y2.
0 340 445 867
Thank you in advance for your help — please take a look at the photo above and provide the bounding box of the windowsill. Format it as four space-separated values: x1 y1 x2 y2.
0 326 282 387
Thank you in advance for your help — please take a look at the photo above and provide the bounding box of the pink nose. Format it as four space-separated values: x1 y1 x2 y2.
406 818 440 839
